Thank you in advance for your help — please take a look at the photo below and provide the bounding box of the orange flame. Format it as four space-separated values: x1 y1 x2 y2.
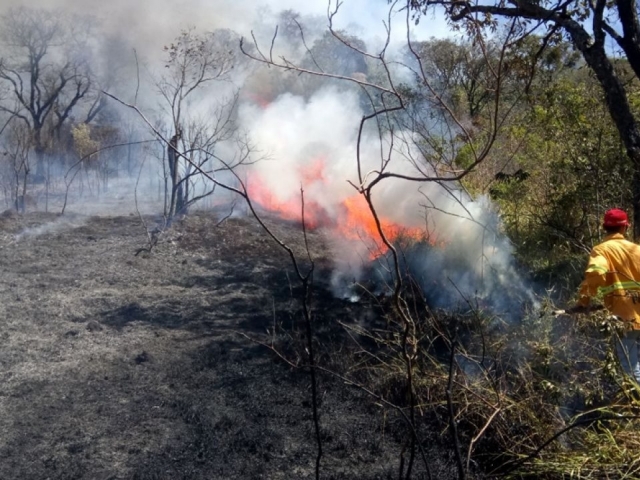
243 92 271 109
246 157 426 259
337 196 425 259
245 157 331 229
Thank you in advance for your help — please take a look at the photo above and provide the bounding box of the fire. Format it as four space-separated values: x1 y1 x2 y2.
337 195 425 259
246 157 427 259
245 157 331 229
243 91 272 109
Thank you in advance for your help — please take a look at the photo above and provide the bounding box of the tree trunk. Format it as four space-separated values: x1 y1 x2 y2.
632 158 640 240
33 128 46 181
168 132 181 219
425 0 640 239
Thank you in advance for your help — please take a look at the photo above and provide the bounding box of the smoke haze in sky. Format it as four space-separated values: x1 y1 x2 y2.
3 0 449 61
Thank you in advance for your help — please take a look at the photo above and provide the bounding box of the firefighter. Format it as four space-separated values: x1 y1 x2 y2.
575 208 640 383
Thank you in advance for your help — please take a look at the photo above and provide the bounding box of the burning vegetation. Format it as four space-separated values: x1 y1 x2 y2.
247 156 428 260
1 1 640 479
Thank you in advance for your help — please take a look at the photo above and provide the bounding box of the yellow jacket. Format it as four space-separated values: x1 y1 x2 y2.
578 233 640 329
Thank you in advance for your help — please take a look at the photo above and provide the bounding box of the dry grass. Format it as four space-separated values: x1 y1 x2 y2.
338 278 640 478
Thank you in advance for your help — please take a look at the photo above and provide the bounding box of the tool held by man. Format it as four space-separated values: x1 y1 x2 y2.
552 305 604 316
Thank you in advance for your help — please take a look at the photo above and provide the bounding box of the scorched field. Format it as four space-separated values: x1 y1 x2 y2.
0 210 464 480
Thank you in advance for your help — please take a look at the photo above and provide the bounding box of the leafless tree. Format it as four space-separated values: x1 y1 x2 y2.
2 121 33 212
156 28 240 220
0 7 95 181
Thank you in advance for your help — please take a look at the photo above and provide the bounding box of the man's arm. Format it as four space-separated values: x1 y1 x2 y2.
577 248 609 307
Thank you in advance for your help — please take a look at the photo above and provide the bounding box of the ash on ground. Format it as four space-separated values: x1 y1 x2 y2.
0 211 473 480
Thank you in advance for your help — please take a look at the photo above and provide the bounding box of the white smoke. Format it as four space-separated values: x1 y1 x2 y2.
237 86 538 319
14 214 88 241
238 88 361 210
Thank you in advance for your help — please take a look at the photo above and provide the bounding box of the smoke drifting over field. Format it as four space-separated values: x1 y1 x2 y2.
1 0 537 318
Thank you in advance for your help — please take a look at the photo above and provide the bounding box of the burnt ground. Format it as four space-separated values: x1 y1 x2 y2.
0 209 466 480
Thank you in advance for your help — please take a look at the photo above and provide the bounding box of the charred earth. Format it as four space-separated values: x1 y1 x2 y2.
0 211 469 480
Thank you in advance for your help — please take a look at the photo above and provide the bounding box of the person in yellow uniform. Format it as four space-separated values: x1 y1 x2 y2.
576 208 640 383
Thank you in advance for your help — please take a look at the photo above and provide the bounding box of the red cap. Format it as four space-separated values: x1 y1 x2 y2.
603 208 629 227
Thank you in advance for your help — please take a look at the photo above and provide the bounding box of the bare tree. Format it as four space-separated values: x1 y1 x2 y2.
0 7 94 181
156 28 239 220
2 120 33 212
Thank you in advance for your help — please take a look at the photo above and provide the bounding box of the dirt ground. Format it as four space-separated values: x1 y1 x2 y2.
0 209 465 480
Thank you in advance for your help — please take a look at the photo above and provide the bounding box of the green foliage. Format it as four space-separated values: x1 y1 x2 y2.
408 0 640 296
485 67 634 285
369 288 638 478
406 37 503 121
455 143 475 170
